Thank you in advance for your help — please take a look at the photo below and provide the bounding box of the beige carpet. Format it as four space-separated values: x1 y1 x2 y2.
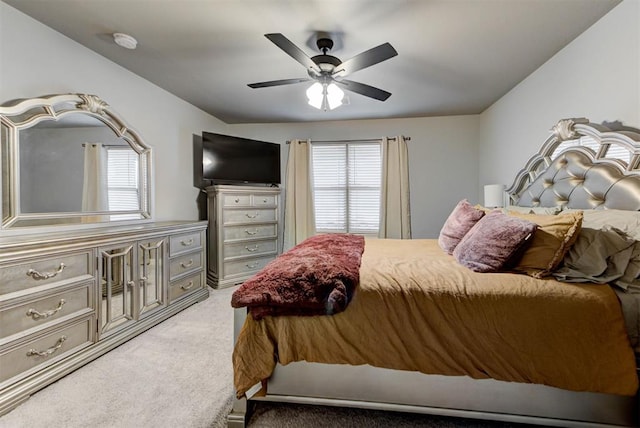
0 286 534 428
0 287 236 428
247 402 535 428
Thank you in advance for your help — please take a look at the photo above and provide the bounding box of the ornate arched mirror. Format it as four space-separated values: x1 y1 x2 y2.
0 93 152 232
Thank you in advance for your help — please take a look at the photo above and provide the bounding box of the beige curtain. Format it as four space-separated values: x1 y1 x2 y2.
82 143 108 221
283 139 315 251
379 136 411 238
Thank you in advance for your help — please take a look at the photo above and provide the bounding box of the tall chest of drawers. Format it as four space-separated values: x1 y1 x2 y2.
206 185 281 288
0 221 208 415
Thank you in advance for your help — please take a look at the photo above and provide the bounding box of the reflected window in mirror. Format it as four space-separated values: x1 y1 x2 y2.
107 147 140 220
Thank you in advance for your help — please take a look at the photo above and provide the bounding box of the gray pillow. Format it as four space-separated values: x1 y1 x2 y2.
614 241 640 291
553 227 636 284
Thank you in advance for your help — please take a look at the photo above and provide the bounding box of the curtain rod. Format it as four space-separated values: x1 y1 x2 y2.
286 136 411 144
81 143 126 148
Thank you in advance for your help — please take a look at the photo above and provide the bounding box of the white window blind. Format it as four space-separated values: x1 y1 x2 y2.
605 144 631 164
107 148 139 219
311 142 381 235
552 136 631 164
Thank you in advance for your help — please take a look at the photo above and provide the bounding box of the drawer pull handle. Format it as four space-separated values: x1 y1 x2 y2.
246 263 259 269
180 259 194 268
244 229 258 236
26 299 66 320
180 238 194 246
181 281 194 291
127 280 136 288
27 263 65 280
245 245 259 252
140 276 148 283
234 198 240 203
27 336 67 357
245 212 259 219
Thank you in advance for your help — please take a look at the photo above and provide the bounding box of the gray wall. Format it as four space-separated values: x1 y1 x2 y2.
478 0 639 197
2 0 638 237
20 128 85 213
1 2 229 222
229 115 479 238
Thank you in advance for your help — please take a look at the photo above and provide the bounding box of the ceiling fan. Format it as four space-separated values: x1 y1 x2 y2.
248 33 398 109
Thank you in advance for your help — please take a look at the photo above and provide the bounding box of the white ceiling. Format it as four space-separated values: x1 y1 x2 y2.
4 0 621 124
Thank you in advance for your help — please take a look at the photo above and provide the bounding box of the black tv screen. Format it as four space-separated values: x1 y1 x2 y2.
202 132 281 185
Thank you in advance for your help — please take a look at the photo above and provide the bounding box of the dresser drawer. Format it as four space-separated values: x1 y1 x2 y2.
0 251 93 295
169 232 202 257
169 272 203 303
223 239 277 259
223 208 277 225
222 193 251 207
0 282 93 340
223 224 277 241
222 193 277 207
169 252 203 280
252 194 277 206
224 255 275 277
0 315 95 385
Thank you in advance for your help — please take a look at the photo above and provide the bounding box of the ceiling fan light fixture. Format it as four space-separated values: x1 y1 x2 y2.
249 33 397 109
306 82 344 111
306 82 324 109
326 83 345 110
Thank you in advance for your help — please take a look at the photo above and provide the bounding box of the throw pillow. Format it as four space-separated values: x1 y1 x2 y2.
615 240 640 292
553 227 635 284
453 210 537 273
438 199 485 254
509 211 583 278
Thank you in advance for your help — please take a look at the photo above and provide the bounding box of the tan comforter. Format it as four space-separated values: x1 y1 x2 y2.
233 238 638 398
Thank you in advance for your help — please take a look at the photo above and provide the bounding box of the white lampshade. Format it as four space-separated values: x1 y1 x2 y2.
306 82 344 111
484 184 505 208
306 82 324 109
325 83 344 109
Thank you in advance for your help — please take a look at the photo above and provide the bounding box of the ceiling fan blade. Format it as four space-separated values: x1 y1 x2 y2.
264 33 320 73
248 78 312 88
334 42 398 77
333 79 392 101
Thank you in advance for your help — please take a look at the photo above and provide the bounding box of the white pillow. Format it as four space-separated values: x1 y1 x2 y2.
506 205 562 215
563 209 640 240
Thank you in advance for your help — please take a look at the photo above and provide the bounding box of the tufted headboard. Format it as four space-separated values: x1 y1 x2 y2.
506 118 640 211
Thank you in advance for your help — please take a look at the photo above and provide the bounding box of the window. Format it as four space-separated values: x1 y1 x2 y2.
311 142 381 235
107 148 140 220
552 136 631 164
552 136 600 158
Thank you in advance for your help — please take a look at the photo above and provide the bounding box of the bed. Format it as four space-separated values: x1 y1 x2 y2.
227 118 640 427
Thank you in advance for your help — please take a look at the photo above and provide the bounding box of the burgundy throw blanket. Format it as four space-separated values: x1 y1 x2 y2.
231 233 365 320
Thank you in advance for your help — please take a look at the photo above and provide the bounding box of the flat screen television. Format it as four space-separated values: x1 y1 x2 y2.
202 132 281 186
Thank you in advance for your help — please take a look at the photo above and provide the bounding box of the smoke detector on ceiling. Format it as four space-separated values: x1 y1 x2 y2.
113 33 137 50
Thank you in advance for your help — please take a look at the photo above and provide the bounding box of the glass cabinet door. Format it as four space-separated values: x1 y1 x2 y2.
99 245 136 337
138 239 166 318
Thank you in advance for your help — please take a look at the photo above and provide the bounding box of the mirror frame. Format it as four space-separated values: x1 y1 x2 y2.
0 93 153 233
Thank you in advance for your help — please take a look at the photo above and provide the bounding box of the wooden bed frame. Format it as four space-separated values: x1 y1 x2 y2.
227 118 640 428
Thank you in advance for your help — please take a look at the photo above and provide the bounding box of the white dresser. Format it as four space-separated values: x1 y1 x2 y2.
0 93 210 416
206 185 281 288
0 221 208 415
